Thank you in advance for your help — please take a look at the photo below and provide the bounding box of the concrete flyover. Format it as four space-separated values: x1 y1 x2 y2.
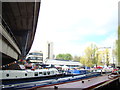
0 0 41 65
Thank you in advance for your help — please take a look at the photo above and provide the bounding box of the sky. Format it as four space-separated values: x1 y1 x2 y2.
30 0 119 56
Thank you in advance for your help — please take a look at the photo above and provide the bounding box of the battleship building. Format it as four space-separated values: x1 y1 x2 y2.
45 42 54 60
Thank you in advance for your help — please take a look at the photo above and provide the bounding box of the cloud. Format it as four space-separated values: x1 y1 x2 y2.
30 0 118 56
98 33 117 48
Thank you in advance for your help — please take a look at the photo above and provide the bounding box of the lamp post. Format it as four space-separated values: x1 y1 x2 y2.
113 57 115 68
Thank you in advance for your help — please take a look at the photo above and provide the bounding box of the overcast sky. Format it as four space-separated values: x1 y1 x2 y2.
30 0 119 56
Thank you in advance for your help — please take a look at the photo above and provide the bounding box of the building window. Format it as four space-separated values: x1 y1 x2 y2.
30 57 36 60
29 53 43 56
37 57 42 60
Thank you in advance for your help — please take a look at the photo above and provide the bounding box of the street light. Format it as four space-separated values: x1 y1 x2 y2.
113 57 115 68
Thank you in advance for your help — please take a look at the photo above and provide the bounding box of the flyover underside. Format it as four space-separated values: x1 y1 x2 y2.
0 21 20 65
1 1 40 65
1 53 16 65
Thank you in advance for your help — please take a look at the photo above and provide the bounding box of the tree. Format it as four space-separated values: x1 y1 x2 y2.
112 40 118 67
96 52 103 66
84 47 93 67
80 56 86 67
56 54 64 59
84 43 98 67
91 44 98 67
105 48 110 67
56 53 73 60
113 40 118 58
64 54 73 60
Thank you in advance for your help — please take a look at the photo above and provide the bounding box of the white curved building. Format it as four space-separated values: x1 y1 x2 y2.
45 59 82 68
26 51 43 63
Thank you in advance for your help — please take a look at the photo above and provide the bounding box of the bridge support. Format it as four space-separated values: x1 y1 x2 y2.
0 24 21 65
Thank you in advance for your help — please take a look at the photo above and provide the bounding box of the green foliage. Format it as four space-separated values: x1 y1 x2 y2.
97 52 103 66
118 26 120 65
112 40 118 60
84 43 98 67
80 43 104 67
56 54 64 59
80 56 86 66
56 53 73 60
105 49 110 67
112 26 120 66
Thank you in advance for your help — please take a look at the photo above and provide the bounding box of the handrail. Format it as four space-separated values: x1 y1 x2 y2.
94 77 119 89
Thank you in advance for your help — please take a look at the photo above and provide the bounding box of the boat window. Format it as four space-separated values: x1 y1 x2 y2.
43 72 46 75
39 72 42 74
51 71 54 74
6 74 9 77
34 72 38 76
47 71 50 75
25 73 27 76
